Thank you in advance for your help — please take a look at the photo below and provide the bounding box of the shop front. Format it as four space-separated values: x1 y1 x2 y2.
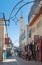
34 35 42 61
39 36 42 61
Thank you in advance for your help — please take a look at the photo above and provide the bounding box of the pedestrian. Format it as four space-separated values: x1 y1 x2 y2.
28 46 32 60
25 46 28 61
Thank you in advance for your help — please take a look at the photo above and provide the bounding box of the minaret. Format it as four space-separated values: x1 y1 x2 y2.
20 14 24 35
19 14 24 47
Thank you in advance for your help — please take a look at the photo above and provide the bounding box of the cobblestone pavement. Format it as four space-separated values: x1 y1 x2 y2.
0 54 42 65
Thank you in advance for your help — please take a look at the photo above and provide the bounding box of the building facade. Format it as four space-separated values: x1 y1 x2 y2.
22 25 28 47
28 0 42 61
0 13 6 61
28 0 42 42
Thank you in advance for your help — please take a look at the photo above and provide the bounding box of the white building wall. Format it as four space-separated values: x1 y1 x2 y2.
31 14 42 41
22 25 28 47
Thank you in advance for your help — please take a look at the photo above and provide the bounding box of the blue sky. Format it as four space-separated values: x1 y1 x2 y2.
0 0 33 47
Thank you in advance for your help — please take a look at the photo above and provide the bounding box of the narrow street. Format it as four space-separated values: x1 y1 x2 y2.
0 0 42 64
0 53 42 65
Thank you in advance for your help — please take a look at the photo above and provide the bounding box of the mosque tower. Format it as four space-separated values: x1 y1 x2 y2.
19 14 24 47
20 14 24 35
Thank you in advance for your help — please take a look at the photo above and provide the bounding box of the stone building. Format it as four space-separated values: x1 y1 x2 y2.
0 13 6 61
28 0 42 61
28 0 42 43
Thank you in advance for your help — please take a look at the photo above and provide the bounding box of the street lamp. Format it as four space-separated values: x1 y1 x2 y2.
4 0 35 26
